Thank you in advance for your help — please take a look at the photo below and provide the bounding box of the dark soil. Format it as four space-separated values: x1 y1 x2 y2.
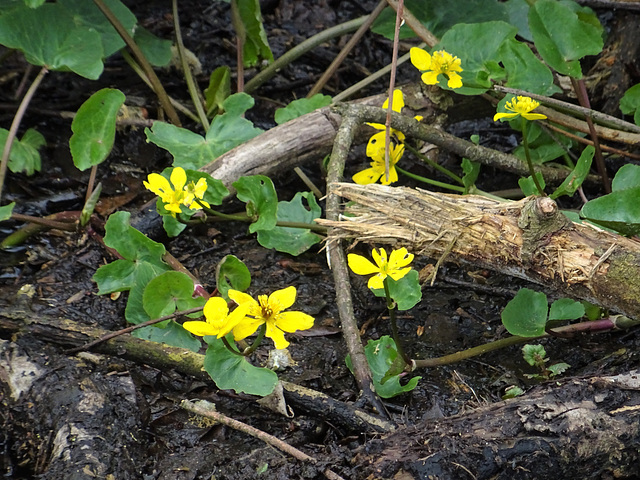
1 1 640 479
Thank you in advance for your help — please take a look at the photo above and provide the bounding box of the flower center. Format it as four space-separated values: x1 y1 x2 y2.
258 295 274 320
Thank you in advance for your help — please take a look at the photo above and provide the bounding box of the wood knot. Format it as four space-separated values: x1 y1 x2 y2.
536 197 558 217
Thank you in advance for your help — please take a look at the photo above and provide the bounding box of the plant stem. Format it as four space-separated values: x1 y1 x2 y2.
222 336 246 356
396 166 465 192
172 0 209 130
383 278 412 366
403 142 464 184
521 120 545 195
241 323 266 356
0 66 48 203
93 0 181 126
244 16 366 94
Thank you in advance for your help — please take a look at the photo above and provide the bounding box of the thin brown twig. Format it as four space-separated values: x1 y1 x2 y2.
307 0 387 98
64 306 204 355
181 399 347 480
385 0 439 47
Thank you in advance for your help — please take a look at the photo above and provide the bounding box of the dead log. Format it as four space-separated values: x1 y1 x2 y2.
318 183 640 320
354 369 640 479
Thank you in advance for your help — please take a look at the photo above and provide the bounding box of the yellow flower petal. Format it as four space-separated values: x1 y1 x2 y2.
276 311 315 333
352 167 381 185
170 167 187 190
371 248 388 268
232 317 264 341
410 47 431 71
388 247 414 269
388 267 412 282
228 289 257 307
446 72 463 89
143 173 172 197
379 166 398 185
348 253 380 276
382 89 405 113
203 296 229 320
368 275 384 290
265 321 289 349
183 320 219 337
421 71 440 85
269 286 297 312
493 112 518 122
522 112 548 121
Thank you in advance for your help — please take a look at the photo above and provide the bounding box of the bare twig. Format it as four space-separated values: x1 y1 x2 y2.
181 399 347 480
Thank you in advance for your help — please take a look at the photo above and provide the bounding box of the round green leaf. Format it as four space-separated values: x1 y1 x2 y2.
548 298 585 321
501 288 548 337
216 255 251 300
371 270 422 311
581 187 640 237
611 164 640 192
70 88 126 171
234 175 278 233
256 192 322 255
274 94 332 125
203 336 278 396
142 271 205 320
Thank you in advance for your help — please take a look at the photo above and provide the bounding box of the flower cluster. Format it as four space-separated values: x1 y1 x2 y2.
353 90 419 186
410 47 463 89
348 247 414 289
183 286 314 350
143 167 209 216
493 96 547 122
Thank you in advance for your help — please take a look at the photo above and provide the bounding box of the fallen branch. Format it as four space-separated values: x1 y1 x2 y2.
318 183 640 320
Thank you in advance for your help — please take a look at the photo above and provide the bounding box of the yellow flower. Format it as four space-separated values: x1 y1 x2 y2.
353 132 404 185
183 297 250 338
228 286 314 349
143 167 210 215
410 47 463 89
493 96 547 122
348 247 414 289
353 89 421 186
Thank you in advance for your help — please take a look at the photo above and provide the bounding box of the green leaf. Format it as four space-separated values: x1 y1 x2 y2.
233 0 273 67
522 343 546 367
436 21 517 95
161 208 187 237
133 320 202 352
529 0 603 78
233 175 278 234
619 83 640 126
0 3 104 79
580 187 640 236
548 298 584 321
142 271 206 321
504 0 532 41
216 255 252 300
372 0 508 40
70 88 125 171
0 202 15 221
203 336 278 396
204 66 231 117
274 94 332 125
145 93 263 170
461 158 480 191
550 146 594 199
611 164 640 192
59 0 137 58
134 26 172 67
92 212 170 324
518 172 546 197
501 288 548 337
499 38 560 96
256 192 322 255
547 362 570 377
371 270 422 311
0 128 45 175
346 336 420 398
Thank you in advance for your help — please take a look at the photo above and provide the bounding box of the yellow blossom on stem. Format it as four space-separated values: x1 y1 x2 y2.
493 96 547 122
353 132 404 185
143 167 210 215
228 286 314 349
348 247 414 289
183 297 250 338
410 47 463 89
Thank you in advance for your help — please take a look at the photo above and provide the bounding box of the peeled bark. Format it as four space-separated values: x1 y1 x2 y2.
318 183 640 320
